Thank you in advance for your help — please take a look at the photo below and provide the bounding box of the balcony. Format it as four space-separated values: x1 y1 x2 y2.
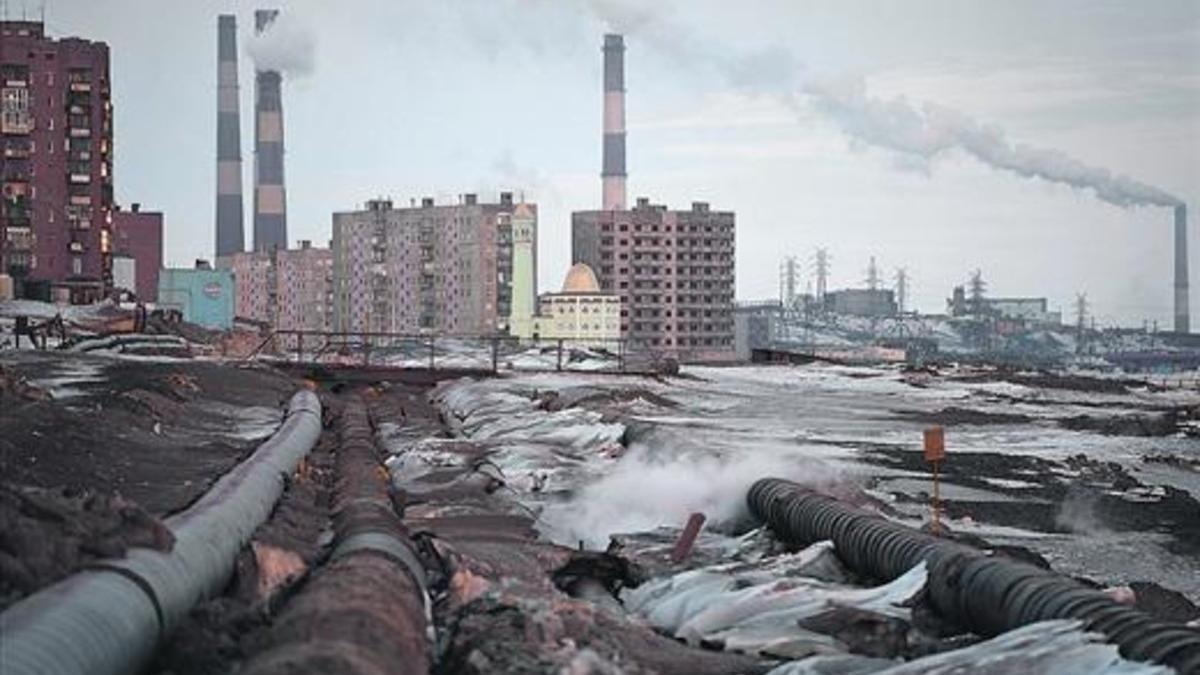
69 127 91 138
69 173 91 184
69 82 91 93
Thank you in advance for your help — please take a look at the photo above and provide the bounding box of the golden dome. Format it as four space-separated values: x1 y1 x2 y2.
561 263 600 293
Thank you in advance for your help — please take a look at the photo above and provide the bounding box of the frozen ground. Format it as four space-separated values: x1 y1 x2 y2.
431 363 1200 602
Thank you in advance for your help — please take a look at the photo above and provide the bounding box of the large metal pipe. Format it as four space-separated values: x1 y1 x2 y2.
215 14 245 260
748 478 1200 672
252 8 288 253
0 390 323 675
241 395 430 674
601 33 627 211
1176 204 1189 334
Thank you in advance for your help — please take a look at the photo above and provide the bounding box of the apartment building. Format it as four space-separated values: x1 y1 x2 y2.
229 241 332 332
1 21 113 302
572 197 736 361
331 193 534 335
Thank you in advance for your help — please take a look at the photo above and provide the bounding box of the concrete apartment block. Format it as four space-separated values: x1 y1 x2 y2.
332 193 533 335
572 198 736 362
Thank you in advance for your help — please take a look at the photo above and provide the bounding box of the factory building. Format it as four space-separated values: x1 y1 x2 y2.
1 21 114 303
572 198 736 361
825 288 897 317
111 203 163 302
158 261 234 330
947 286 1062 326
332 193 533 335
229 240 333 333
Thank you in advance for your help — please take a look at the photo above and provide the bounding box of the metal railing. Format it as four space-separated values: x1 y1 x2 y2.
246 330 681 375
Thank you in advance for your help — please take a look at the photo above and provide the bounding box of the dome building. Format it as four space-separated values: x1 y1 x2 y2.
511 263 621 347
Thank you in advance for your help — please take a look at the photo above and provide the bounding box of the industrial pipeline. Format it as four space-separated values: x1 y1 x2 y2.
747 478 1200 673
0 390 323 675
240 394 430 674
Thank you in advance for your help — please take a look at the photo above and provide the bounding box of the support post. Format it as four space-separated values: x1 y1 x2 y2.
556 339 564 371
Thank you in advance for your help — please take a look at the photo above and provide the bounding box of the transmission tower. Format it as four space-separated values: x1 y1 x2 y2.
866 256 881 291
814 248 830 301
779 256 799 308
967 269 987 315
1075 293 1089 353
895 268 909 313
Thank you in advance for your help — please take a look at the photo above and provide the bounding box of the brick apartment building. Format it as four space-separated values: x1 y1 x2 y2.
111 203 162 302
572 198 736 361
1 21 114 302
229 241 333 333
332 193 533 335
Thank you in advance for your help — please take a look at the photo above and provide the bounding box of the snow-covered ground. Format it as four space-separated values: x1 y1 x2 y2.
427 363 1200 602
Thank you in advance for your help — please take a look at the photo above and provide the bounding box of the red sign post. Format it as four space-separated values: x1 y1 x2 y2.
923 426 945 533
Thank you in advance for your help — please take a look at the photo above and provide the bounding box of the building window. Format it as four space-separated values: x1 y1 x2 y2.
1 87 33 134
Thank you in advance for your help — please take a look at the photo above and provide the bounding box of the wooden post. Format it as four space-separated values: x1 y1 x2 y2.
671 513 707 563
297 332 304 363
556 339 564 372
923 426 945 534
491 337 500 373
429 338 436 371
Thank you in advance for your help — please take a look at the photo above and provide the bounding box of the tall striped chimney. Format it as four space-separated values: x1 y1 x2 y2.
1175 204 1189 333
253 9 287 252
602 34 626 211
214 15 244 260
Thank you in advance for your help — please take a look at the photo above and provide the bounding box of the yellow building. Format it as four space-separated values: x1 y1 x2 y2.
523 263 621 347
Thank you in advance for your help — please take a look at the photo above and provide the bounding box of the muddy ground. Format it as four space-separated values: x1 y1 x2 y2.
0 351 301 610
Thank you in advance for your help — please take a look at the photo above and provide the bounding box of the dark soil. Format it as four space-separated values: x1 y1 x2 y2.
891 406 1034 426
0 352 301 612
952 369 1142 395
0 482 174 611
864 448 1200 557
1059 410 1191 437
0 353 298 514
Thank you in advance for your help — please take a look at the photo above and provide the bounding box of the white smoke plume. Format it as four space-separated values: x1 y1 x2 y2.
247 11 316 77
805 78 1183 208
581 1 1182 209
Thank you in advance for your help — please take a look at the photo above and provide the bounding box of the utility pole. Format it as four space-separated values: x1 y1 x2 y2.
895 268 909 313
814 248 829 302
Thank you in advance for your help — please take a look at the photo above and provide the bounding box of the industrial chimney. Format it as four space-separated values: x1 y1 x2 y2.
601 34 626 211
253 9 287 252
214 15 244 260
1175 204 1189 333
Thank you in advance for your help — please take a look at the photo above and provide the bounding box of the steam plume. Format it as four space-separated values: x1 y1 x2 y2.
247 11 316 77
582 1 1181 209
805 78 1182 208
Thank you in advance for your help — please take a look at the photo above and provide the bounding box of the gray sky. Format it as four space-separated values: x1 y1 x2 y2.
35 0 1200 326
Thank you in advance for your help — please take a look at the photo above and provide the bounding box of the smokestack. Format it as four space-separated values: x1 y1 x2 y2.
214 15 244 259
253 9 287 252
1175 204 1189 333
601 33 626 211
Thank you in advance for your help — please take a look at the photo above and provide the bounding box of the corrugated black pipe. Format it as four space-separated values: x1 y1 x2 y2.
748 478 1200 673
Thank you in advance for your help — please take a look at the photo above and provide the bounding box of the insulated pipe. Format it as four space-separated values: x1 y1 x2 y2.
241 395 430 675
0 390 322 675
748 478 1200 672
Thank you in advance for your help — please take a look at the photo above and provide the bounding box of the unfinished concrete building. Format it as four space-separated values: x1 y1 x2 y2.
332 193 534 335
572 198 736 361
